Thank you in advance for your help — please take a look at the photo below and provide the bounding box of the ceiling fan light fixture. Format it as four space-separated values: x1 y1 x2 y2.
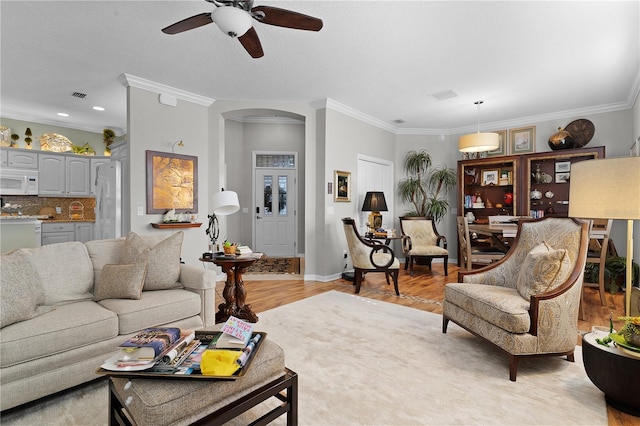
212 6 252 38
459 100 500 153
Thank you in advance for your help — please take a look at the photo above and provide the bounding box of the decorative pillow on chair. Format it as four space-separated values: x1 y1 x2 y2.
1 253 54 328
123 232 183 290
516 242 571 300
93 263 147 301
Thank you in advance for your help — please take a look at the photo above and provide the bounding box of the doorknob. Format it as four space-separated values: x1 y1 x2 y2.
256 215 262 220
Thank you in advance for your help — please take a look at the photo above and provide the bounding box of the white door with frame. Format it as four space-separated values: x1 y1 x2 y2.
254 168 296 256
357 155 394 232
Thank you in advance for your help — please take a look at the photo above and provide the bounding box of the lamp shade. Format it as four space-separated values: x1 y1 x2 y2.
459 132 501 153
568 157 640 220
362 191 388 212
212 6 252 38
212 190 240 216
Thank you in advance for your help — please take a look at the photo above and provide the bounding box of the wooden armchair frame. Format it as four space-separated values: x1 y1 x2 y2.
399 216 448 276
342 217 400 295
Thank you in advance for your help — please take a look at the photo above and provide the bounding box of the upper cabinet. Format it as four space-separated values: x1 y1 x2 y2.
39 153 90 197
458 146 606 222
522 146 605 218
1 148 38 169
458 157 519 222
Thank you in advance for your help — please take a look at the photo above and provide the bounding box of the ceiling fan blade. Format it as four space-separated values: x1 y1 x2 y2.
238 27 264 58
162 13 213 34
251 6 323 31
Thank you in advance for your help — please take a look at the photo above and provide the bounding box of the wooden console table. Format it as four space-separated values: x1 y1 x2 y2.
200 253 263 323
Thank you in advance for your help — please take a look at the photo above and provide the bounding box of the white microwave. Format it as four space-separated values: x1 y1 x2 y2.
0 168 39 195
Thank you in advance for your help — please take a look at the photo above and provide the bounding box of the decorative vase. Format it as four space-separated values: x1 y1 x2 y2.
503 192 513 206
548 127 575 150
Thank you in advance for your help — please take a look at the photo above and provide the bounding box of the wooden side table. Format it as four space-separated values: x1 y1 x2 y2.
582 332 640 416
200 253 263 323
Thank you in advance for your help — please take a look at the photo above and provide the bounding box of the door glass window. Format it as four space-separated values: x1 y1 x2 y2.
256 154 295 168
263 176 273 215
278 175 287 215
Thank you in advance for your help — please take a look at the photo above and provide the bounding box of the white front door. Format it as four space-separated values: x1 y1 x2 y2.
254 169 296 256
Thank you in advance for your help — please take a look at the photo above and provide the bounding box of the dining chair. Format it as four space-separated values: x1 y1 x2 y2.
456 216 505 270
341 217 400 295
579 219 613 319
399 216 448 276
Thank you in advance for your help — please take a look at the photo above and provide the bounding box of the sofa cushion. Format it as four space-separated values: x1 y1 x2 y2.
516 242 572 300
0 300 118 367
444 283 531 333
0 252 54 328
98 289 201 335
93 263 147 301
85 238 125 284
123 232 183 291
12 242 94 306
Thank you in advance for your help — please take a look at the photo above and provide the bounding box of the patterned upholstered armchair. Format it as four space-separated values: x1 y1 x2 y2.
342 217 400 295
399 216 448 276
442 217 590 381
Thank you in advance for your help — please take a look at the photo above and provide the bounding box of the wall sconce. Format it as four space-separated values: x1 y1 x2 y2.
171 140 184 153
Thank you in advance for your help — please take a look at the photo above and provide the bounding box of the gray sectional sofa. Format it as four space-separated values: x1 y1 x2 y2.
0 231 216 411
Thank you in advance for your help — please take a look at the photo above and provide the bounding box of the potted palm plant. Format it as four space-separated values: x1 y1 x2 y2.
397 149 457 222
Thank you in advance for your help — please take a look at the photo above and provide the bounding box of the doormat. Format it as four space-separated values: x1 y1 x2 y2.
246 256 300 274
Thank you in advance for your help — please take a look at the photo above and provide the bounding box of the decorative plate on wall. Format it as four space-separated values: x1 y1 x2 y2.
564 119 595 148
39 133 72 152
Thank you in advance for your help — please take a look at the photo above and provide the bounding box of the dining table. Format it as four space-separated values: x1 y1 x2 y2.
467 223 519 253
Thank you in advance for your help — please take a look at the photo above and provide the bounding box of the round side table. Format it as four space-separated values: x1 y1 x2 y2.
582 332 640 416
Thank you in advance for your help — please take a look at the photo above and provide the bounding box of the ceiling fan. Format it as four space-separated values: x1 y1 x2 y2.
162 0 323 58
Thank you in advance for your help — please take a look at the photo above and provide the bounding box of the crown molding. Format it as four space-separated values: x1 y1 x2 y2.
313 98 398 133
118 73 215 107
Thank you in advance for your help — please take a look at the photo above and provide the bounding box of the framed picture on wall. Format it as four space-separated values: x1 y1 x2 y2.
334 170 351 202
486 130 508 157
146 150 198 214
509 126 536 155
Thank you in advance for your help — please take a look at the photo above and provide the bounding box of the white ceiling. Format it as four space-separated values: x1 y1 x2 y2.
1 1 639 136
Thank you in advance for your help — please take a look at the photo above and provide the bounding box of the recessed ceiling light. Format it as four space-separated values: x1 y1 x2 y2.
57 112 69 117
93 106 105 111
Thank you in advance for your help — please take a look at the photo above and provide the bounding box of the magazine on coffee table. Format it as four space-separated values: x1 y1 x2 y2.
97 331 266 380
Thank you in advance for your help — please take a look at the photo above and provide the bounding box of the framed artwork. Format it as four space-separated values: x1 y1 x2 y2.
146 150 198 214
509 126 536 155
481 170 499 186
486 130 508 157
334 170 351 202
555 161 571 173
555 172 570 183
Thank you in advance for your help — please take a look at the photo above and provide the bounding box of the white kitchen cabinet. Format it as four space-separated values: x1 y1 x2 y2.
38 154 66 195
0 148 38 169
38 153 90 196
41 222 75 245
74 222 94 243
65 156 90 196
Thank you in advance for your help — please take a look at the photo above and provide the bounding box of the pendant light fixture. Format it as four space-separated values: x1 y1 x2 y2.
459 101 500 153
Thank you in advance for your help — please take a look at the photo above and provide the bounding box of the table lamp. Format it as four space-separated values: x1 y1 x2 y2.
206 189 240 253
569 157 640 316
362 191 388 234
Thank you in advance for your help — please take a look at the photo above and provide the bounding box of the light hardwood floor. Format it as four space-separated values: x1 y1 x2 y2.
225 262 638 426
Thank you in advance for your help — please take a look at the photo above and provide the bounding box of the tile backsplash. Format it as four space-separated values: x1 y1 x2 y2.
1 195 95 221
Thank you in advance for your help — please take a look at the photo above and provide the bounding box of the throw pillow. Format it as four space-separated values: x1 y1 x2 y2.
93 263 147 301
123 232 183 290
516 242 571 300
0 253 54 328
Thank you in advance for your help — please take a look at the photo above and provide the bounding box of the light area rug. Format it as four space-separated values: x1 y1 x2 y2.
1 290 607 426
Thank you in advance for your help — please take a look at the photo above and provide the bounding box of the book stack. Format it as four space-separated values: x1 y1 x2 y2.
235 245 253 255
102 327 198 372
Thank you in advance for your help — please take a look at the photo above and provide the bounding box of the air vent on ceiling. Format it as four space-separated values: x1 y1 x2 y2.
428 90 458 101
71 91 87 99
392 119 405 124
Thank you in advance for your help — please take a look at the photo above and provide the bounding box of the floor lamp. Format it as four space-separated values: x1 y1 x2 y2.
569 157 640 316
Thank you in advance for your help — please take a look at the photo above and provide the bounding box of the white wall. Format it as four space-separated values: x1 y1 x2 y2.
321 108 396 278
126 86 210 266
